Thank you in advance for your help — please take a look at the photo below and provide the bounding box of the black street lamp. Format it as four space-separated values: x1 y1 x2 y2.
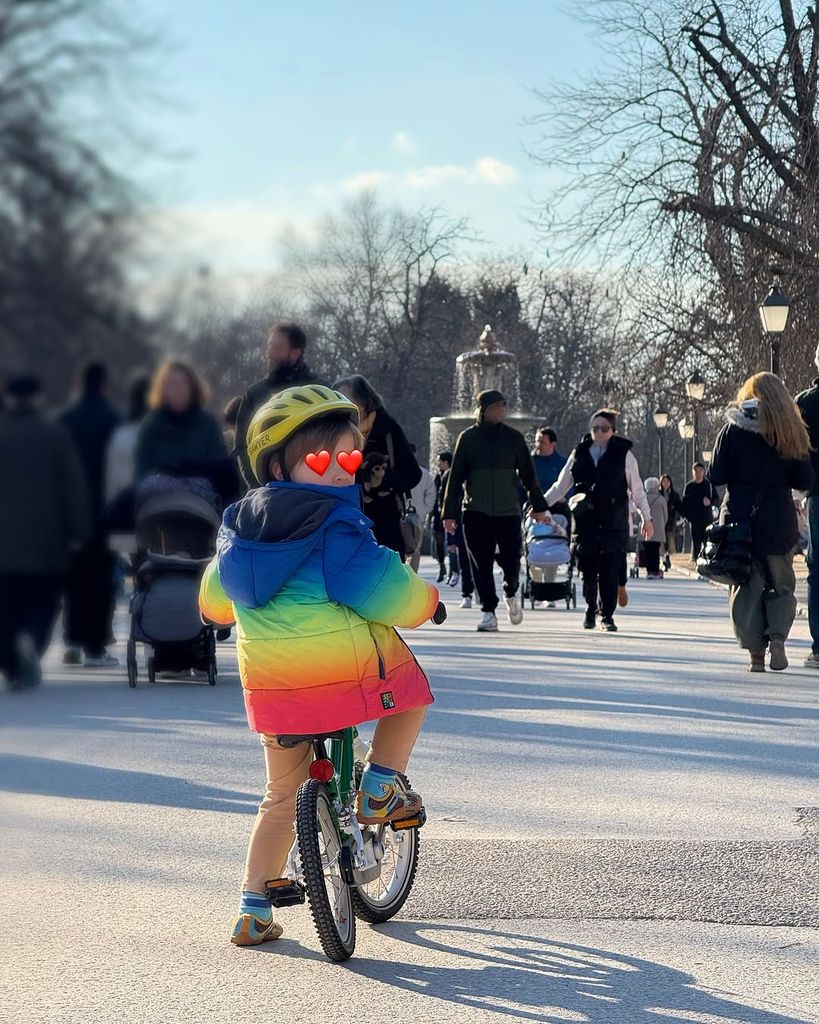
758 284 791 376
686 370 706 463
653 407 669 475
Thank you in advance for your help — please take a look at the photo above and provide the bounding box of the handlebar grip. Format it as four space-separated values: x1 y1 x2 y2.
432 602 447 624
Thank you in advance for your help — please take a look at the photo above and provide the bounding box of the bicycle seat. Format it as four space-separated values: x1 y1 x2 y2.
277 731 346 748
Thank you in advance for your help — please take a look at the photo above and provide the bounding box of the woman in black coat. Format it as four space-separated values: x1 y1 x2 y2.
659 473 683 567
709 372 813 673
334 374 421 560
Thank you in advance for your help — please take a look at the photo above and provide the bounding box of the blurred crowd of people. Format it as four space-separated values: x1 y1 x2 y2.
3 317 819 689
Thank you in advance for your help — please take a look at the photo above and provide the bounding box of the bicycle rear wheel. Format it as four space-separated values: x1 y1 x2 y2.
351 822 420 923
295 779 356 961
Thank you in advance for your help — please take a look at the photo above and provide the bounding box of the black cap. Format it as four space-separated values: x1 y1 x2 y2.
477 389 506 413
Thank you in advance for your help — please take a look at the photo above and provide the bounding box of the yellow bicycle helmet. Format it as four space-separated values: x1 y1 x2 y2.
246 384 359 484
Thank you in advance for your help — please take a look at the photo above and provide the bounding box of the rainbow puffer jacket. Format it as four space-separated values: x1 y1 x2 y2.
199 482 439 735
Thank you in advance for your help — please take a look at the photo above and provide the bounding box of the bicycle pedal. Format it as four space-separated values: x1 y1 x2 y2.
390 806 427 831
264 878 306 907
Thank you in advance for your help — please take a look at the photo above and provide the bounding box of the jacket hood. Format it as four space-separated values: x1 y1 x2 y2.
725 406 764 433
217 482 366 607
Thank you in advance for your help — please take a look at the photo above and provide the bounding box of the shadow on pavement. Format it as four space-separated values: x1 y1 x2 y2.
0 753 258 812
346 921 814 1024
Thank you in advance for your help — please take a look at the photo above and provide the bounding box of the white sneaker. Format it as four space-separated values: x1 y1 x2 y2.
84 650 120 668
504 593 523 625
476 612 498 632
448 573 460 587
460 595 472 609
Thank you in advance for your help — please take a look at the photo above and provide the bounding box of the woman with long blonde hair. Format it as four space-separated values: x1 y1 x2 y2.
710 372 813 672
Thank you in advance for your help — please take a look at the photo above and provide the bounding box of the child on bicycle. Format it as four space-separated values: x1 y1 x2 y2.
198 385 439 947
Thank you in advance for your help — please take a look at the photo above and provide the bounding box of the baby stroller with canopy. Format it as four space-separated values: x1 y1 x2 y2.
522 512 577 610
126 475 221 687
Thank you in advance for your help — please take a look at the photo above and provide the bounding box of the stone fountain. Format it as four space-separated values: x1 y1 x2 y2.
429 324 544 460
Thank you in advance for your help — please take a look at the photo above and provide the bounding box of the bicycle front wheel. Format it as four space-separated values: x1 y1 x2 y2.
295 779 356 961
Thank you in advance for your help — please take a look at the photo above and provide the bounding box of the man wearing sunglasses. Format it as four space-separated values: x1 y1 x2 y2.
545 408 653 632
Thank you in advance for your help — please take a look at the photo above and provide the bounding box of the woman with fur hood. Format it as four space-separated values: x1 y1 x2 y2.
709 372 813 672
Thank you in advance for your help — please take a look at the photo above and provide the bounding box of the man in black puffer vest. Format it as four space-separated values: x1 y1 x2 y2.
235 322 327 489
545 408 653 632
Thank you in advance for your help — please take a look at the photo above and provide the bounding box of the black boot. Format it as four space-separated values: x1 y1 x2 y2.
436 565 446 583
583 607 596 629
600 616 618 632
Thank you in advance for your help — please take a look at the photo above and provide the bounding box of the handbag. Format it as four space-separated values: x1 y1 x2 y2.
385 433 423 552
696 519 753 586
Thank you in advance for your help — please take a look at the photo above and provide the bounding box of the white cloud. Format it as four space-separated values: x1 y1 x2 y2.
341 170 392 193
391 131 417 155
336 157 519 194
402 164 467 189
472 156 519 186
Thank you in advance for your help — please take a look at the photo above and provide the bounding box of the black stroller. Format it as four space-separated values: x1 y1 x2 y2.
126 478 221 687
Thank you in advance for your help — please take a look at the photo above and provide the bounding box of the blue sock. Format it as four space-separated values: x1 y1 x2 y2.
362 762 396 783
239 891 272 920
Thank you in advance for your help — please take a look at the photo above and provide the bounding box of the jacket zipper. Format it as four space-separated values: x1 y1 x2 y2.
367 626 386 679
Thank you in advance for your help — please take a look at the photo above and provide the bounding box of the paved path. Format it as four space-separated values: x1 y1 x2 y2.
1 564 817 1023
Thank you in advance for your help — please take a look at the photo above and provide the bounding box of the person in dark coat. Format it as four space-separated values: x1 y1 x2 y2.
545 408 653 632
60 362 122 667
235 322 326 488
334 374 421 561
0 376 90 688
442 389 547 632
430 452 451 582
136 361 227 478
795 356 819 669
682 463 719 560
710 373 813 673
659 473 683 568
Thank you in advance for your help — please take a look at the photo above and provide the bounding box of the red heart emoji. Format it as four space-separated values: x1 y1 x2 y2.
305 450 331 476
337 449 363 474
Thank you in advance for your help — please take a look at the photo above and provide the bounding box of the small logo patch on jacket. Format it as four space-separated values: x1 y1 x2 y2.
381 691 395 710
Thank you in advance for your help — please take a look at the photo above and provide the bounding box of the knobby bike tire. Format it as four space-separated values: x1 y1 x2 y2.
295 779 356 962
350 826 420 923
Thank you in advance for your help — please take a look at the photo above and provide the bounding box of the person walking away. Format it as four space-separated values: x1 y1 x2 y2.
198 384 439 945
659 473 683 569
430 453 451 582
334 375 421 562
710 373 813 672
408 444 437 573
0 377 90 689
795 354 819 669
60 362 121 667
234 322 325 488
546 409 653 632
531 425 570 606
442 390 547 632
682 463 718 560
642 478 668 578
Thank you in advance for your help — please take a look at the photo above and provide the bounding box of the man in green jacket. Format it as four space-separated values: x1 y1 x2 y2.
0 376 90 689
442 390 547 631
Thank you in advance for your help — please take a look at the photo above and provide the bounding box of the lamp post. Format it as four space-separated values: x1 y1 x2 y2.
686 369 706 463
758 284 791 376
702 447 713 465
653 407 669 475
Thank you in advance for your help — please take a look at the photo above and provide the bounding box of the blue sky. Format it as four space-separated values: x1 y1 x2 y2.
132 1 602 276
